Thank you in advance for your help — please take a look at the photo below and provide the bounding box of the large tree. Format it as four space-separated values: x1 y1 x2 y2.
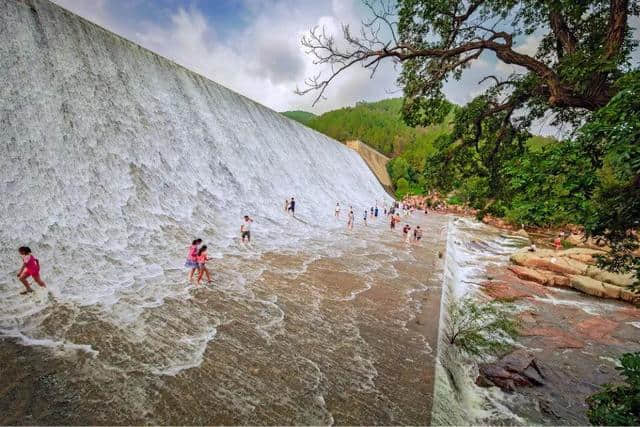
298 0 637 122
298 0 639 284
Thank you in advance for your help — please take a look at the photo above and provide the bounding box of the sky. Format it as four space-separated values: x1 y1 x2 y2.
52 0 638 135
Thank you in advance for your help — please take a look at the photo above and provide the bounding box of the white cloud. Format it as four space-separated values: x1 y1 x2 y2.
52 0 399 114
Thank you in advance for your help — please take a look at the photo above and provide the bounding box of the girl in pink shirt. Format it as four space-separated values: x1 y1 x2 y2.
196 245 212 284
17 246 46 295
185 238 202 282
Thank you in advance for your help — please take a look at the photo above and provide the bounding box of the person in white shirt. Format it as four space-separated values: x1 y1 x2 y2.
335 202 341 218
241 215 253 243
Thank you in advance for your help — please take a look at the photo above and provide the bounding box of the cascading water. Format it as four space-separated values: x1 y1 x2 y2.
431 217 528 425
0 0 389 334
0 1 458 425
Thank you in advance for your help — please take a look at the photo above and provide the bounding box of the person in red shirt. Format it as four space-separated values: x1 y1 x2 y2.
196 245 212 284
16 246 46 295
185 238 202 282
554 234 563 251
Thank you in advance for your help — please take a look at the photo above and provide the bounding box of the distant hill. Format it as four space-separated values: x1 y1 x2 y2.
283 98 557 198
283 98 450 158
281 110 316 126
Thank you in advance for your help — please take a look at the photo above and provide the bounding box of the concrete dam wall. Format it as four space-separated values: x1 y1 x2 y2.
0 0 390 279
346 140 393 194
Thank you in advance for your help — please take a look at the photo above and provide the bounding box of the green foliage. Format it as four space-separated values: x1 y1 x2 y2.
304 98 452 157
447 195 462 206
444 297 519 356
503 139 596 227
281 110 316 126
576 71 640 289
395 177 410 198
587 352 640 425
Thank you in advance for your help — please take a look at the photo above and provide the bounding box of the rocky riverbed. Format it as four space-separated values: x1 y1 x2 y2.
477 238 640 424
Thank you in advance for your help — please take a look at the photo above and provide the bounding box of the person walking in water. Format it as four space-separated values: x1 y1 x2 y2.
185 238 202 282
335 202 341 218
363 209 368 226
196 245 213 284
413 226 423 243
347 208 355 230
288 197 296 217
241 215 253 243
16 246 46 294
402 224 411 241
390 214 397 230
284 199 290 212
374 205 379 219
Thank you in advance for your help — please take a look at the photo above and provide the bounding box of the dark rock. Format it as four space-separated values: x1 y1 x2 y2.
477 350 545 392
539 398 561 418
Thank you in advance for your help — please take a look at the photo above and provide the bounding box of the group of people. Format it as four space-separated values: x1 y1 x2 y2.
16 197 425 294
335 201 425 245
185 215 254 285
335 202 384 229
185 238 213 284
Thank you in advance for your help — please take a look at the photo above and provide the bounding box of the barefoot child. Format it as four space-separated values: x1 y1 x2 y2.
196 245 212 284
185 238 202 282
16 246 46 295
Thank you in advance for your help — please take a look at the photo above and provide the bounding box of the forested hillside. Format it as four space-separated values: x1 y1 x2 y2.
283 98 449 157
281 110 316 126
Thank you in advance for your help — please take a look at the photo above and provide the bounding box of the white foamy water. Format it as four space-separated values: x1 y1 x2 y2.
0 0 390 353
432 218 528 425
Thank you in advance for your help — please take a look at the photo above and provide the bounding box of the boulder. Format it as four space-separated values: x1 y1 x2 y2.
565 233 585 247
620 288 640 305
567 253 596 264
585 266 635 288
553 275 571 287
508 266 552 285
569 275 622 300
562 248 606 257
511 253 588 276
476 350 544 392
514 229 529 238
565 233 611 250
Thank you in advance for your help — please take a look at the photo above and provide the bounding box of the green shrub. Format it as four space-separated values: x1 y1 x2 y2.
447 195 462 205
444 297 518 356
395 177 410 198
587 351 640 425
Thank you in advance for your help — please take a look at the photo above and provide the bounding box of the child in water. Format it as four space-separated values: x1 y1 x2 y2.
16 246 46 295
185 238 202 282
196 245 213 284
554 234 563 251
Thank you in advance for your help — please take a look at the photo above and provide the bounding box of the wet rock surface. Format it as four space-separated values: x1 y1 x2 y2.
0 215 448 425
476 350 544 392
509 247 638 305
480 261 640 425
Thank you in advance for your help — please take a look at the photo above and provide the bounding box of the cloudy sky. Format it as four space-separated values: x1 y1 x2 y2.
52 0 637 134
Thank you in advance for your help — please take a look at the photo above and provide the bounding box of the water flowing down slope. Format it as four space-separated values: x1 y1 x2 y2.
0 0 389 318
0 1 463 425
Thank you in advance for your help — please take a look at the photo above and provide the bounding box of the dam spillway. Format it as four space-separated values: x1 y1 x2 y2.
0 0 451 424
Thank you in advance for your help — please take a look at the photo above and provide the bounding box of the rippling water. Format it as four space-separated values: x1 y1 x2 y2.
1 213 449 425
